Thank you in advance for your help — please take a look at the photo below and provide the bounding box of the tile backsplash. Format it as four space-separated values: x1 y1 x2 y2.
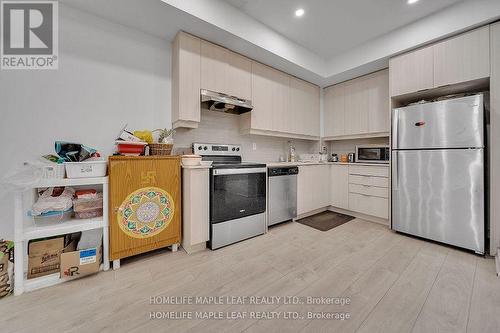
173 109 320 162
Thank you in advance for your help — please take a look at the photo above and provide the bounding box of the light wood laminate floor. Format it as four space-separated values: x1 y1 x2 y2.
1 219 499 333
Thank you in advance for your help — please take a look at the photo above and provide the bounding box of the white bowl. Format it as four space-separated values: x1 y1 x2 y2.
200 161 213 166
182 155 202 166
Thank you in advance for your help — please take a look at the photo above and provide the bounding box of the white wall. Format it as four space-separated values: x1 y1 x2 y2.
0 5 171 239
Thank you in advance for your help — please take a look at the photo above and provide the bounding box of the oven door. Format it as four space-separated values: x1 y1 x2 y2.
210 168 266 223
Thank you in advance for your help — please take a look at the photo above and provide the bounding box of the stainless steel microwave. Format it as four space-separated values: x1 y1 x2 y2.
356 145 390 164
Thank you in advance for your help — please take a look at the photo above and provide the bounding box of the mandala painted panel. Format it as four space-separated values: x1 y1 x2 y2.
117 187 174 238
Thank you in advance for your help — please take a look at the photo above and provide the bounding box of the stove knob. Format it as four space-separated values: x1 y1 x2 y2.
204 146 208 150
236 147 240 151
198 146 202 150
232 147 236 151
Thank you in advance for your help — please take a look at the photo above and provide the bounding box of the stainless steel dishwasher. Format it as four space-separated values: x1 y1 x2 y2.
268 166 298 226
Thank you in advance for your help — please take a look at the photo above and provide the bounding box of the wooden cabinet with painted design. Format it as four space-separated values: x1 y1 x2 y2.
109 156 181 263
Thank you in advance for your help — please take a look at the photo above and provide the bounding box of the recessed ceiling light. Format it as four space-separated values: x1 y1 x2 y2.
408 0 419 4
295 8 305 17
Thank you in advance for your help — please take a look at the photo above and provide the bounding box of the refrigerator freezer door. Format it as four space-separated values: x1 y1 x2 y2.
392 149 484 253
392 95 484 150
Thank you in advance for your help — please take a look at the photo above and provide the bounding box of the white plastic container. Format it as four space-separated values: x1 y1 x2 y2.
32 209 73 226
181 155 202 166
40 162 66 179
65 160 107 178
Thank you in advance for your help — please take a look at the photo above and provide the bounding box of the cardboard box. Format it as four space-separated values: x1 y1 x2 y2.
60 246 102 280
27 236 76 279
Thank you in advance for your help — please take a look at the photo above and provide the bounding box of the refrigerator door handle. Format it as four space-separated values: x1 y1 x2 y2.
392 151 398 190
392 108 399 150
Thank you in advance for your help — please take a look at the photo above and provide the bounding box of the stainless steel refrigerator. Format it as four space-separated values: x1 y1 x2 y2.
392 94 485 254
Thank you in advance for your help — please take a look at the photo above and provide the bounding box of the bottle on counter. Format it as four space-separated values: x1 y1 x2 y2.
288 141 296 162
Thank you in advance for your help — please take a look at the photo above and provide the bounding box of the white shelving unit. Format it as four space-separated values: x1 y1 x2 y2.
13 176 110 296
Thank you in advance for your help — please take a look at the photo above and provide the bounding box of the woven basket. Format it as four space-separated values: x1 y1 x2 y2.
149 143 173 156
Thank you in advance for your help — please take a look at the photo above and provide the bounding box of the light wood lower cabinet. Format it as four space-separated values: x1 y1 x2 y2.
348 165 389 219
181 168 209 254
297 165 330 215
298 164 390 221
330 165 348 209
348 193 388 219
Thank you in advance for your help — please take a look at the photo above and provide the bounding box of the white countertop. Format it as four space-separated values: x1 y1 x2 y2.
266 161 389 167
181 164 212 169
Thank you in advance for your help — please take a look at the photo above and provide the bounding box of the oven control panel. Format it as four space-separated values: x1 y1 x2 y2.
193 143 241 156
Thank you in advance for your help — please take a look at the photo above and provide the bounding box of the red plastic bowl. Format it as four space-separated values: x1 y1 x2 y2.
115 141 146 156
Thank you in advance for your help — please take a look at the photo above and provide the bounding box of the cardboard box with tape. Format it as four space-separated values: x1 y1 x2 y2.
60 246 102 280
27 235 76 279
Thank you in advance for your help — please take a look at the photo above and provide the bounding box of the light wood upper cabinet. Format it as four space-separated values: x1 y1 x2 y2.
174 32 320 138
200 40 251 100
324 69 389 139
433 26 490 88
226 51 252 100
289 77 320 137
243 62 318 139
248 61 277 131
390 26 491 97
200 41 226 94
324 83 345 137
367 70 390 133
389 45 434 97
344 76 369 135
171 32 201 129
289 77 304 135
330 164 348 209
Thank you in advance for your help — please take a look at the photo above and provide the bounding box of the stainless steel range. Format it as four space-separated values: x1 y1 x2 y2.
193 143 266 249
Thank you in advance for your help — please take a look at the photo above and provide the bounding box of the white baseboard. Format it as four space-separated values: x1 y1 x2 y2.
293 206 389 227
293 207 329 221
328 206 390 227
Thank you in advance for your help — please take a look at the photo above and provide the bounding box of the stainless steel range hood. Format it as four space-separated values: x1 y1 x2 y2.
201 89 253 115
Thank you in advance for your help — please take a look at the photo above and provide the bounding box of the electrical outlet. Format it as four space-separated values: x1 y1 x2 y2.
252 143 257 150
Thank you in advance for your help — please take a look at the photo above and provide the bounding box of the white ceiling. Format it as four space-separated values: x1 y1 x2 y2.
223 0 464 59
61 0 500 86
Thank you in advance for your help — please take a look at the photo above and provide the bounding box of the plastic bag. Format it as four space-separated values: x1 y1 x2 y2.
31 187 75 216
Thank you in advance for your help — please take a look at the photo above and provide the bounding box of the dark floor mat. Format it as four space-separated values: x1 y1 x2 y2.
297 211 355 231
